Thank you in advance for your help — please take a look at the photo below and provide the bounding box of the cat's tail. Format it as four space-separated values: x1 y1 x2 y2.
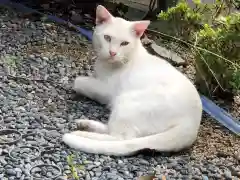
62 125 198 156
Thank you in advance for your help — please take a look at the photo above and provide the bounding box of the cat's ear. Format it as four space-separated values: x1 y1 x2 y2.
96 5 113 25
132 20 150 37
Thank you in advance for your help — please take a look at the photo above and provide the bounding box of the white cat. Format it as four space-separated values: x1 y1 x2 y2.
62 5 202 156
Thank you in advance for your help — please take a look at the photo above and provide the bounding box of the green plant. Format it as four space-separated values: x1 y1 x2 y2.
66 154 85 180
2 55 19 68
158 0 209 40
158 0 240 98
194 13 240 96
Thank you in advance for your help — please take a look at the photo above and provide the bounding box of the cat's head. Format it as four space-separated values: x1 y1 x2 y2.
93 5 150 64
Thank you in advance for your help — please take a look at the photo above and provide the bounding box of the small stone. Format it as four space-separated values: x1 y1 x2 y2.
6 169 16 176
234 151 240 161
29 54 35 59
118 160 124 164
87 165 96 170
224 171 232 180
46 38 54 43
4 116 16 123
94 162 101 166
150 43 186 65
202 175 209 180
139 159 149 165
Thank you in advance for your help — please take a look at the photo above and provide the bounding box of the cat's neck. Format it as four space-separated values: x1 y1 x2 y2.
129 39 147 60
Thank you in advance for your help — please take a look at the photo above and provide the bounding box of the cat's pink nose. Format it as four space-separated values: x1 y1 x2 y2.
109 51 117 57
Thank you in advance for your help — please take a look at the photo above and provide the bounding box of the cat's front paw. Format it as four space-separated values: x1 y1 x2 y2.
73 76 91 95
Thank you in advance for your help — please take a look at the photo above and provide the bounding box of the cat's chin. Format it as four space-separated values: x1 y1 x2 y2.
107 57 119 63
108 58 117 63
99 55 125 65
106 58 124 68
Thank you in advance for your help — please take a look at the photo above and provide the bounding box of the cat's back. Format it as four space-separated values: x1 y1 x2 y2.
126 51 186 87
121 52 200 103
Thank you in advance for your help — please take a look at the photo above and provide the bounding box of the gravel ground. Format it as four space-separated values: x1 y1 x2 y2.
0 6 239 180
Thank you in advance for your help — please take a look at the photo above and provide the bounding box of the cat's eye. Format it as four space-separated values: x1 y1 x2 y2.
104 35 111 42
120 41 129 46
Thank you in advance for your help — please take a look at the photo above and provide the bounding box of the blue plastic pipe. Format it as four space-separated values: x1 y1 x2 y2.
0 0 239 135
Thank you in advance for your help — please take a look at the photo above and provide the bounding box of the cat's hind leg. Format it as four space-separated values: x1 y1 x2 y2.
75 119 108 134
69 131 118 141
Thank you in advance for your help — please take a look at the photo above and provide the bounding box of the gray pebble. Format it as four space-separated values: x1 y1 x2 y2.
5 169 16 176
224 170 232 179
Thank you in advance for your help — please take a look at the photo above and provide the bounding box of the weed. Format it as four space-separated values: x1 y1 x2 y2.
158 0 240 98
66 154 85 180
2 55 19 68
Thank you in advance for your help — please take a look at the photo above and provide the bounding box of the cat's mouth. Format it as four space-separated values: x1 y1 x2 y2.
108 57 117 63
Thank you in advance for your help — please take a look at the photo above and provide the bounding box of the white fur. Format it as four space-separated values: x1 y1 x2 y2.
62 5 202 156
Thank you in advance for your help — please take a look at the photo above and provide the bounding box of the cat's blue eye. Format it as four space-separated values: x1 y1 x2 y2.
120 41 129 46
104 35 111 42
